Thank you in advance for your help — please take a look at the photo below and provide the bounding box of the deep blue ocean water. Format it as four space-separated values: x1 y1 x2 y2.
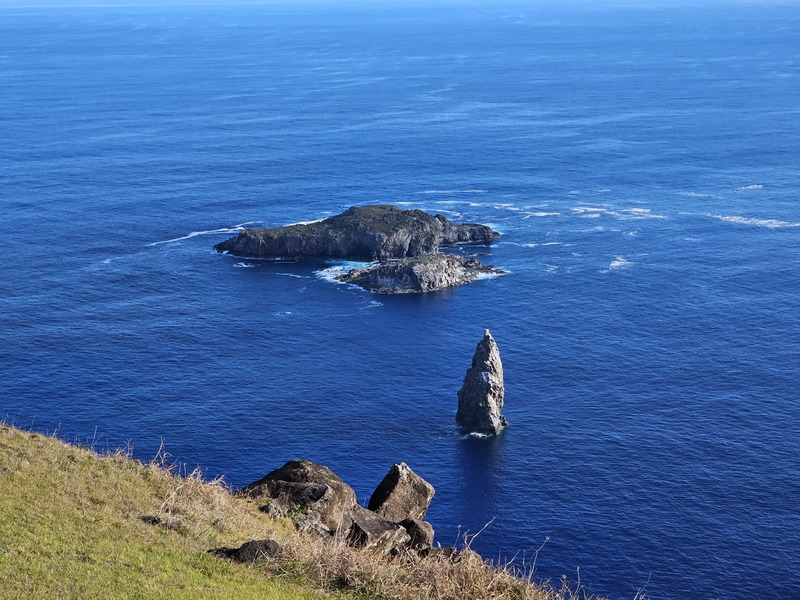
2 3 799 598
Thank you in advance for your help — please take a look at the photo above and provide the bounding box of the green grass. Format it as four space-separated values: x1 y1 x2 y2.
0 425 616 600
0 425 320 599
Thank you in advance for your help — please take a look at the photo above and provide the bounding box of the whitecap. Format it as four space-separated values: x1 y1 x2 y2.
707 214 800 229
475 271 505 281
275 272 309 279
233 262 255 268
148 221 262 247
418 189 487 194
680 191 723 199
315 261 375 285
543 264 558 273
609 256 632 269
736 184 764 191
284 218 325 226
522 211 560 218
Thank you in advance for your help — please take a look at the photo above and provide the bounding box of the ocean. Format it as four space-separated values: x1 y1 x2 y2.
1 2 799 598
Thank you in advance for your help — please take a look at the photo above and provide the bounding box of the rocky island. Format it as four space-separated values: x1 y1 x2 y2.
214 204 499 261
335 253 504 294
215 204 505 293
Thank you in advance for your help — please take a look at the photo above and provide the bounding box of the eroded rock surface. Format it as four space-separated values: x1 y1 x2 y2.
456 329 508 436
335 253 503 294
237 460 357 535
214 205 499 261
367 462 435 522
346 505 412 554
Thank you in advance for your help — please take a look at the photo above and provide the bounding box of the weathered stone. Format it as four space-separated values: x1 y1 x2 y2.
214 205 500 261
367 462 435 522
237 460 357 535
346 504 411 554
211 539 282 564
335 253 504 294
456 329 508 436
399 518 435 550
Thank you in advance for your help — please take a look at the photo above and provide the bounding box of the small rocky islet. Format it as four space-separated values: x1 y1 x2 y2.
214 204 505 293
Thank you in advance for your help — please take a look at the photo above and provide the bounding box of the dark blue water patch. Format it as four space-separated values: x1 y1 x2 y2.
2 3 800 599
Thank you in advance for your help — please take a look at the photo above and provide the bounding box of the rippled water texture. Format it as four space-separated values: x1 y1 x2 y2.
2 4 799 598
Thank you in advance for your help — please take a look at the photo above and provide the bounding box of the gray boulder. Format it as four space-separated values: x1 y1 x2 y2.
367 462 435 522
346 505 412 554
335 253 504 294
456 329 508 436
214 205 500 261
237 460 357 535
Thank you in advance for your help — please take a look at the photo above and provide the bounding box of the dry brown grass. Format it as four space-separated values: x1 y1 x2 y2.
1 424 613 599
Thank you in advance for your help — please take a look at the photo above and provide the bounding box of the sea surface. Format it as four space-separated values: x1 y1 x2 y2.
2 2 799 598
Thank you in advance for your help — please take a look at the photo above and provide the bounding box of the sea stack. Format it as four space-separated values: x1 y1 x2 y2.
456 329 508 436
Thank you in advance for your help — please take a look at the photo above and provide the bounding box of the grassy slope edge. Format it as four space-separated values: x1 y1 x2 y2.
0 425 606 599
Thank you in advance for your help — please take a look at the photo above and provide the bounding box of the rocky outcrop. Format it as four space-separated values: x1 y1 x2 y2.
211 539 282 564
335 253 504 294
214 205 500 261
236 459 437 556
456 329 508 436
367 462 435 522
237 460 357 535
399 518 435 550
346 505 412 553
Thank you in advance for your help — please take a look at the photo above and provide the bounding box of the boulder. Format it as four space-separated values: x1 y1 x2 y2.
456 329 508 436
214 205 500 261
237 460 357 535
346 505 411 554
399 518 435 550
367 462 435 522
211 539 282 564
335 253 504 294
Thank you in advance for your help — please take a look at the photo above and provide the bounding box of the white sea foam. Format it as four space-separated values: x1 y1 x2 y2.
707 214 800 229
609 256 632 269
543 264 558 273
275 273 309 279
234 262 255 268
315 261 374 285
736 184 764 191
571 206 666 220
522 211 560 218
418 189 487 194
680 191 723 199
475 271 505 281
148 221 262 247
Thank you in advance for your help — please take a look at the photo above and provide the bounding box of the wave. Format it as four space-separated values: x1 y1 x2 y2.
707 214 800 229
418 189 487 194
571 206 666 220
680 191 723 199
233 262 255 268
315 261 374 285
147 221 262 247
609 256 632 269
522 211 560 218
736 184 764 191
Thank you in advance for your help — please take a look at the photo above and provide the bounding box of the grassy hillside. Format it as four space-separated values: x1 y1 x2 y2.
0 425 599 599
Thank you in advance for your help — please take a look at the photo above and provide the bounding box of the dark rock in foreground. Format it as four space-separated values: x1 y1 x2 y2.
211 539 282 564
456 329 508 436
346 505 412 554
237 459 437 555
214 204 500 261
237 460 357 535
367 462 435 522
335 253 504 294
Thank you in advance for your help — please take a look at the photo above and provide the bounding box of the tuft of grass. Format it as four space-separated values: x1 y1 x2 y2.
0 425 614 599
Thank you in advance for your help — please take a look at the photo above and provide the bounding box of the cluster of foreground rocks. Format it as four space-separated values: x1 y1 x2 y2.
210 460 454 565
214 204 504 293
